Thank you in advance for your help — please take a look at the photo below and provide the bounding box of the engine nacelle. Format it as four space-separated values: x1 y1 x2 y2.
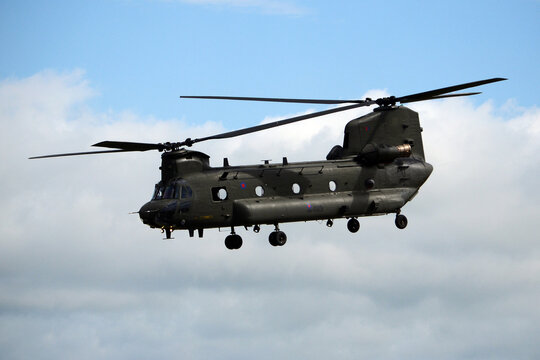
359 143 412 165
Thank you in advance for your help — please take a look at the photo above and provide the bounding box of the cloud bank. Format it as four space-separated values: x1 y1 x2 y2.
1 70 539 359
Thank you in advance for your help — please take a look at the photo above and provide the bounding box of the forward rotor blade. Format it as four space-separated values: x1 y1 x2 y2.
93 141 165 151
29 149 132 159
30 141 166 159
190 102 372 145
181 95 362 105
396 77 506 104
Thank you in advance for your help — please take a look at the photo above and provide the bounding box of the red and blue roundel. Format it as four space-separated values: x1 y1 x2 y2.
240 182 246 189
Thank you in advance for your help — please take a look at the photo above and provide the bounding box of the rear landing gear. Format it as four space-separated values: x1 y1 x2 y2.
395 214 408 229
269 224 287 247
225 228 243 250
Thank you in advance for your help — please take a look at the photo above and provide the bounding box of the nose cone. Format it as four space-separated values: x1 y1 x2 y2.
139 202 160 227
139 200 178 228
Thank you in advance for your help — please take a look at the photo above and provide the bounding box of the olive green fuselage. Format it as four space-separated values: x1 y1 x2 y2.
139 106 433 235
139 155 432 232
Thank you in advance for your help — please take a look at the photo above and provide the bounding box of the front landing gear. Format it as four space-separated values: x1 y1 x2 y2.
395 214 408 229
161 227 174 239
225 228 243 250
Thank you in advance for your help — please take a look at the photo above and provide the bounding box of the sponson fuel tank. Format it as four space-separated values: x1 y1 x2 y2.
232 188 418 225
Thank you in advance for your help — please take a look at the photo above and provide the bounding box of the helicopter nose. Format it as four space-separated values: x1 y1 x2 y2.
139 202 160 226
139 201 178 227
156 201 177 222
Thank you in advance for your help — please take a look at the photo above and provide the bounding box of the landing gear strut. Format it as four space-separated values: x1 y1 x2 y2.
269 224 287 247
162 227 174 239
225 227 243 250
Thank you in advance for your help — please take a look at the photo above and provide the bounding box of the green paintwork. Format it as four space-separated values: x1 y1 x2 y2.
138 106 433 239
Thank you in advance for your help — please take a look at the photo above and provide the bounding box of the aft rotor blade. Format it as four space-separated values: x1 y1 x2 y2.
396 78 506 104
190 102 372 145
29 149 132 159
181 95 363 105
399 92 482 104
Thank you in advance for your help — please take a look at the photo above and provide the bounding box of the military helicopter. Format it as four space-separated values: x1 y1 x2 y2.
30 78 506 249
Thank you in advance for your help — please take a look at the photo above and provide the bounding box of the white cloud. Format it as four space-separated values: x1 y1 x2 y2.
1 70 540 359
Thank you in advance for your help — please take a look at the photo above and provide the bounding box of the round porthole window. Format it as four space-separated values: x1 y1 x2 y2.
255 185 264 197
217 188 228 200
365 178 375 189
292 183 301 194
329 180 337 192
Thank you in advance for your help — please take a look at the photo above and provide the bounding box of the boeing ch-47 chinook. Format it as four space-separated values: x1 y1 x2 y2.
31 78 506 249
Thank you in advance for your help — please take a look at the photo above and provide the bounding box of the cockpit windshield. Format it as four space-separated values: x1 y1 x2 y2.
152 180 193 200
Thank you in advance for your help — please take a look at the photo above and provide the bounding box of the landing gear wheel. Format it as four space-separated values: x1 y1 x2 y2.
269 231 278 246
225 235 234 249
276 231 287 246
395 214 408 229
347 218 360 233
225 234 243 250
269 231 287 246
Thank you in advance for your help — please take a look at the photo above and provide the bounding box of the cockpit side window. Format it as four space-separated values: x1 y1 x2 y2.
181 185 193 198
152 184 176 200
153 184 164 200
163 185 175 199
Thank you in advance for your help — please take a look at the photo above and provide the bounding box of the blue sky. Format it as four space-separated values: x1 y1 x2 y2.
1 0 537 126
1 1 540 359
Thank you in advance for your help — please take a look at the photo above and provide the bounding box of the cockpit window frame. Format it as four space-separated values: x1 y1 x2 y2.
181 185 193 199
152 180 193 201
163 184 175 199
153 184 164 200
